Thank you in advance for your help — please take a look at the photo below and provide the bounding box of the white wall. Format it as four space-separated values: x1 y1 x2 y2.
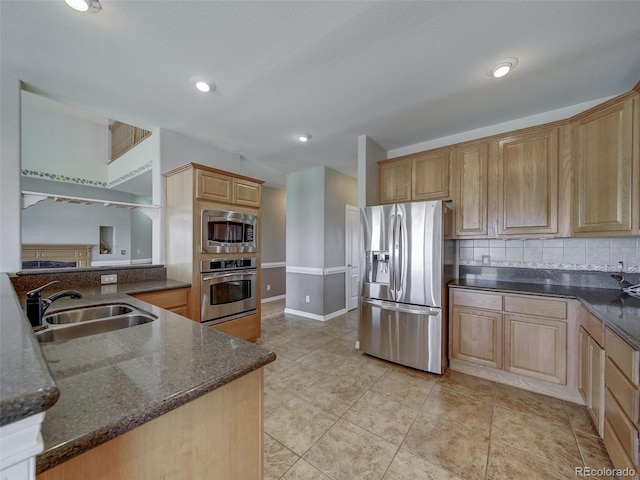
357 135 385 208
0 73 22 272
158 128 241 174
21 91 109 184
386 96 614 159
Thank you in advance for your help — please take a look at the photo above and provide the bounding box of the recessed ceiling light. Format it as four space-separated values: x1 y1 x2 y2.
487 57 519 78
64 0 102 13
296 133 311 142
195 81 213 93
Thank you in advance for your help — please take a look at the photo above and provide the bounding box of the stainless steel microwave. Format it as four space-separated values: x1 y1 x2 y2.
202 210 257 253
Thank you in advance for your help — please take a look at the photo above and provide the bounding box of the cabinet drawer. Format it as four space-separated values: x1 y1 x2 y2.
604 418 639 479
580 312 605 347
605 389 639 466
606 329 640 386
503 295 567 320
133 288 189 309
452 290 502 311
606 357 640 424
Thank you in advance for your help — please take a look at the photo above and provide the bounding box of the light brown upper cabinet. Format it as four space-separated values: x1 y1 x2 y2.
453 141 489 237
497 127 559 236
571 93 639 236
411 147 451 200
379 157 412 204
197 169 233 203
196 168 262 207
379 148 452 205
233 178 262 207
377 82 639 239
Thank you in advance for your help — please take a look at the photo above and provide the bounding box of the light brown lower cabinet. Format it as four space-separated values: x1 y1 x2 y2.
451 306 502 369
504 314 567 385
130 287 191 318
37 368 265 480
578 325 605 435
449 288 579 403
603 328 639 478
210 311 261 343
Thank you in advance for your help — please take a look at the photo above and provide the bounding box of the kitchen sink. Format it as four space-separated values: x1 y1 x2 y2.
44 304 135 324
36 304 156 343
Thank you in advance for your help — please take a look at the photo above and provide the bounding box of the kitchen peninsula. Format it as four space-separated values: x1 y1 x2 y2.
0 267 275 479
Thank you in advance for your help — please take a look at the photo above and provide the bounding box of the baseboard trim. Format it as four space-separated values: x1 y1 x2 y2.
449 358 584 405
261 294 286 303
284 307 347 322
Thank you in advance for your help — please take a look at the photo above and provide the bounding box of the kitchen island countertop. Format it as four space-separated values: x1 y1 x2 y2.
0 274 276 474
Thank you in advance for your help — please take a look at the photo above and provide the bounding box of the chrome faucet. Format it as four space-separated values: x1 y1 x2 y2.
26 280 83 328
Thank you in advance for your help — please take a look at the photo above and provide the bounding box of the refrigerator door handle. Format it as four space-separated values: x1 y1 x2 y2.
388 210 396 295
361 297 440 317
393 210 401 296
397 212 407 296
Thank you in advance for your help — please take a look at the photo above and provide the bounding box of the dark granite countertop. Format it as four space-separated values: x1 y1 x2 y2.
0 274 59 427
449 279 640 350
0 274 276 474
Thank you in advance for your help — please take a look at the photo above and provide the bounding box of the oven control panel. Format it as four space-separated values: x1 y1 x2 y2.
201 257 257 273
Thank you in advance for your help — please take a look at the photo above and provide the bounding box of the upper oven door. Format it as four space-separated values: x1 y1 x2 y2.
201 269 257 324
202 210 257 253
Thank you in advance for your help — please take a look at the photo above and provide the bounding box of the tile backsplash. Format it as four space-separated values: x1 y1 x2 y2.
458 236 640 273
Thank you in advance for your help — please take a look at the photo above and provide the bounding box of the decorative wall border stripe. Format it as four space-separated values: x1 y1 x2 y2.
21 169 107 187
108 160 153 188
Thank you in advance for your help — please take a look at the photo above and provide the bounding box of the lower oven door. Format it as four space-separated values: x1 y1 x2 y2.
201 269 257 324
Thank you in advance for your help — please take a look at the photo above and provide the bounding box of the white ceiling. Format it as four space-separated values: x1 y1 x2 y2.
2 1 640 187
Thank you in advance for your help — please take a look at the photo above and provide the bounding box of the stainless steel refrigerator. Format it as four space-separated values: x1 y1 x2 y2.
358 200 447 374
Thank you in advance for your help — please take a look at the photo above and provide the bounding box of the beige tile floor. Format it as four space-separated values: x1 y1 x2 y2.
258 300 615 480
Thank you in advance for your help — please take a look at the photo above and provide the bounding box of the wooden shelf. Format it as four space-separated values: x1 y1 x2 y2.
21 190 160 219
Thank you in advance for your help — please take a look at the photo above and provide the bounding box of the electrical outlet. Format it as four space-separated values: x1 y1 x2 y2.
101 274 118 284
266 284 271 291
305 295 310 303
481 255 491 265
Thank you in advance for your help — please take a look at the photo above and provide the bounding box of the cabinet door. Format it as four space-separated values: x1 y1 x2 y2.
196 169 232 203
412 148 450 200
379 158 411 204
504 314 567 384
233 178 261 207
454 142 489 237
579 326 590 403
497 128 558 236
451 306 502 369
588 334 605 436
572 96 635 235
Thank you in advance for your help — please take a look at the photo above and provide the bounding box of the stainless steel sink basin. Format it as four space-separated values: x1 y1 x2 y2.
36 303 156 343
36 315 155 343
44 304 134 324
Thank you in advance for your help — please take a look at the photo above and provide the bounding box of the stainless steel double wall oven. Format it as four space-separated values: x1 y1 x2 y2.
200 209 259 324
200 257 257 324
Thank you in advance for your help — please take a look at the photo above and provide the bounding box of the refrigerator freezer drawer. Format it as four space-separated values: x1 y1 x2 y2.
359 298 446 374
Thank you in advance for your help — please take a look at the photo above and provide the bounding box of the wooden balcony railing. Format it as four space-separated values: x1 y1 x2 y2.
109 121 151 162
